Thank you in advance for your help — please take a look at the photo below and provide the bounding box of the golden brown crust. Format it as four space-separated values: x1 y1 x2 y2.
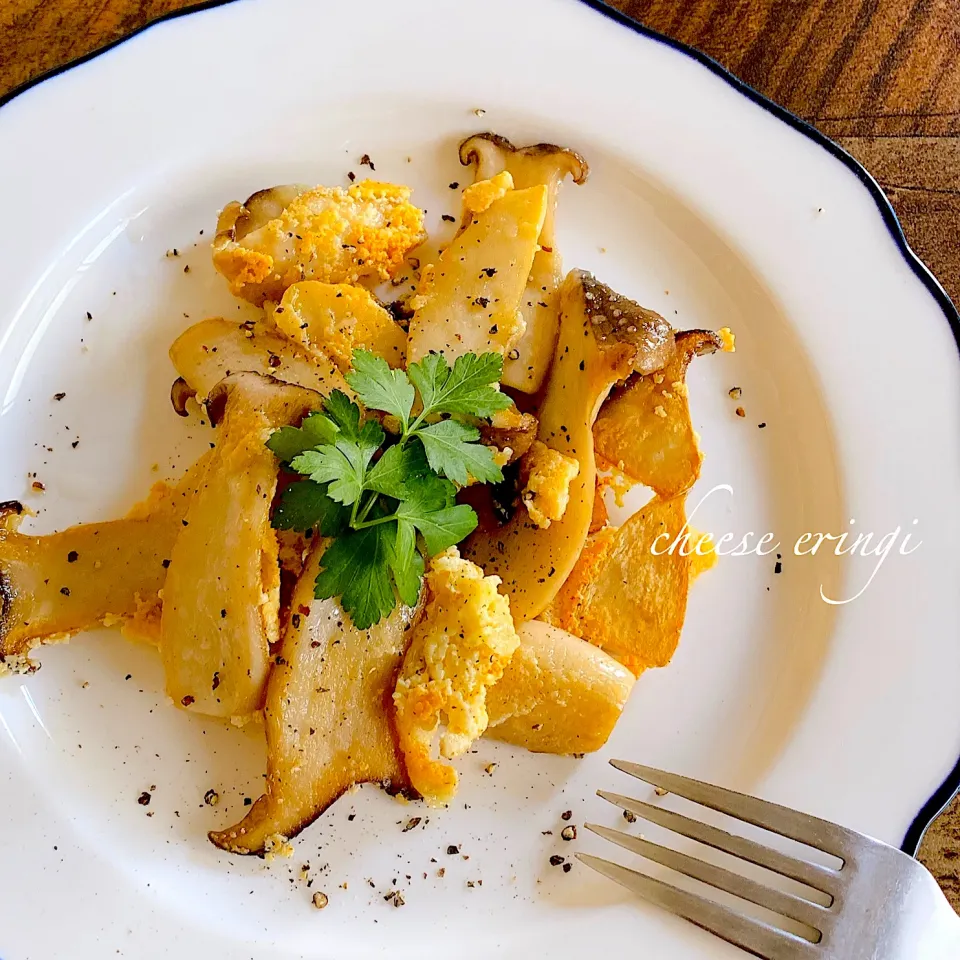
393 549 519 805
593 328 726 498
211 181 426 305
544 495 692 677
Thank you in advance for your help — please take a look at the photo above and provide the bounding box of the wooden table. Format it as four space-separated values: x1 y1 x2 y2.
2 0 958 910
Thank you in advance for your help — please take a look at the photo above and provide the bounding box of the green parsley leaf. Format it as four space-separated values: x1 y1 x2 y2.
291 446 362 505
406 353 448 413
290 420 384 506
365 442 424 499
357 419 386 461
323 390 362 441
272 480 348 535
266 412 339 463
314 526 396 630
409 351 512 420
386 518 424 606
396 499 478 555
416 419 504 486
269 351 513 629
267 427 307 464
346 350 415 426
332 420 384 502
412 469 458 510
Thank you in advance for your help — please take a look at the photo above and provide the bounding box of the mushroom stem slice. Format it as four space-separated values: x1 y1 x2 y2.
406 178 548 363
486 620 635 754
209 541 414 854
0 458 209 663
461 269 674 622
169 316 348 406
459 134 588 188
459 133 589 393
160 373 321 718
270 281 407 372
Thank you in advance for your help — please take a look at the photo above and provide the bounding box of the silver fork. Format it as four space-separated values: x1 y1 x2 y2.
579 761 960 959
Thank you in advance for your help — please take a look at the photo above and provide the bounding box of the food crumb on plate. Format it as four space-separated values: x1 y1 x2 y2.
312 891 329 909
263 834 294 861
0 653 40 677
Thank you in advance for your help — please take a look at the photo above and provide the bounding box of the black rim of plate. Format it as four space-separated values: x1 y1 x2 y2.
1 0 958 858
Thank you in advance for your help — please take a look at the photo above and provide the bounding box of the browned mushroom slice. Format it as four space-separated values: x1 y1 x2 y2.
0 458 209 665
169 316 348 406
593 329 726 498
406 177 548 363
486 620 635 754
543 495 693 677
221 185 311 240
160 374 321 718
459 134 588 393
269 281 407 371
209 541 413 854
478 405 539 464
461 269 674 622
212 182 426 305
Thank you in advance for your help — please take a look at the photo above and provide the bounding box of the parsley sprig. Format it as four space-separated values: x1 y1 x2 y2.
267 349 512 628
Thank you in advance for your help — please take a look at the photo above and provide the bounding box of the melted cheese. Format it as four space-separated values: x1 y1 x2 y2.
393 549 519 805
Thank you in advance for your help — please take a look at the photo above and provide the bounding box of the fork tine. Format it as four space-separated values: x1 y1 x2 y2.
611 760 855 858
585 823 827 930
578 853 818 960
598 790 838 896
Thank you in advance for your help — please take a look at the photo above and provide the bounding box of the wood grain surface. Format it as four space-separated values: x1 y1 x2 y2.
1 0 959 908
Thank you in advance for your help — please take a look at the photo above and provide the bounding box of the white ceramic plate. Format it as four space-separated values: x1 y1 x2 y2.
1 1 959 957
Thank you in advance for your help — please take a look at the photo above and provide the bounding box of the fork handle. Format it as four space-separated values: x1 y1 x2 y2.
907 869 960 960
